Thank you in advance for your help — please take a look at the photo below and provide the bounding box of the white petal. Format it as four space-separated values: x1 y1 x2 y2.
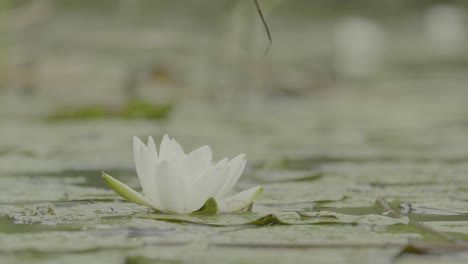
182 146 213 181
198 145 212 163
170 139 185 156
216 154 246 198
133 137 161 207
155 160 189 214
216 157 228 167
158 135 172 161
227 158 246 190
147 136 158 162
159 135 185 161
218 186 263 213
133 136 142 167
133 137 149 189
189 166 230 212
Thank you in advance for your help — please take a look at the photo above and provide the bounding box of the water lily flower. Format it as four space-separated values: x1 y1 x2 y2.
102 135 263 214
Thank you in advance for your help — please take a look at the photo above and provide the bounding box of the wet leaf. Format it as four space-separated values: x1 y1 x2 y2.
190 198 218 216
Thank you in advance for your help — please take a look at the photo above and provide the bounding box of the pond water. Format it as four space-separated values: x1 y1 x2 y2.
2 81 468 263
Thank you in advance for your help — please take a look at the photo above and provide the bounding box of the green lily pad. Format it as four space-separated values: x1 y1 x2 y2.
136 209 356 227
190 198 218 216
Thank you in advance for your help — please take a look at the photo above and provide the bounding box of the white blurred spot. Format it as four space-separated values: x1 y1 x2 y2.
424 5 466 56
334 17 385 79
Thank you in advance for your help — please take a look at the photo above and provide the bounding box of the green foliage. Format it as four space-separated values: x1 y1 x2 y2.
48 101 172 121
190 198 219 216
123 101 172 120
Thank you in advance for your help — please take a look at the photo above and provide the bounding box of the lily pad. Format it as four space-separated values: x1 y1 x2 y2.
190 198 218 216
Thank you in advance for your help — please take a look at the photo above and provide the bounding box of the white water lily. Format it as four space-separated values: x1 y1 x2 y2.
102 135 262 214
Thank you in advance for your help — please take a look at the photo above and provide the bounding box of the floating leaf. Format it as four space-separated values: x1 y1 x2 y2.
137 211 355 227
190 198 218 216
373 197 402 218
245 214 286 226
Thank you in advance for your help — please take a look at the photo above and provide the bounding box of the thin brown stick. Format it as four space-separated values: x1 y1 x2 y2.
253 0 272 55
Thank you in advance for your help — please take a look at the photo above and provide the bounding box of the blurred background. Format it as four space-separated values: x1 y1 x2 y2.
3 2 468 263
1 0 468 170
